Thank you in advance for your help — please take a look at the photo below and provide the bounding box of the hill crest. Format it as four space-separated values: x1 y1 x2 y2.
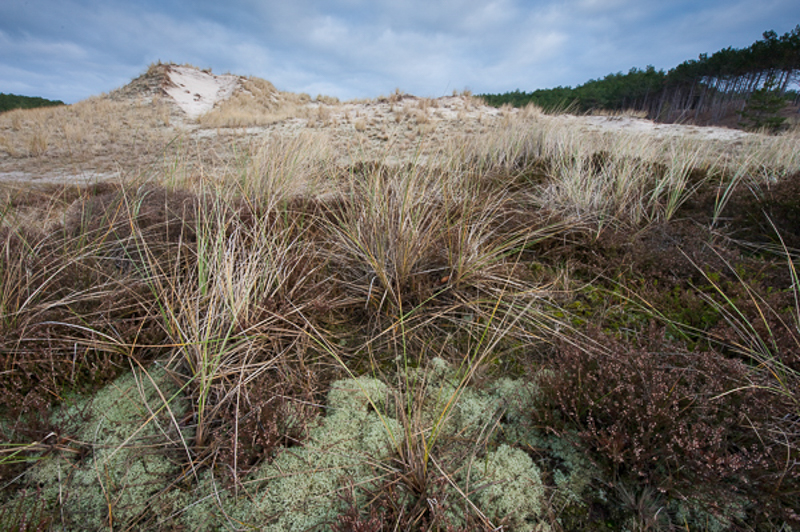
108 62 284 119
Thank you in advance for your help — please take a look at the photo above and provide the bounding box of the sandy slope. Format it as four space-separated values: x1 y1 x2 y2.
160 65 752 141
164 66 240 119
576 114 751 141
158 64 751 141
0 64 761 185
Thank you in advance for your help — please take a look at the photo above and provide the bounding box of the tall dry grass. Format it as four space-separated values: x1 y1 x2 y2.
143 193 319 447
452 106 799 228
2 101 799 529
197 77 327 128
0 96 175 165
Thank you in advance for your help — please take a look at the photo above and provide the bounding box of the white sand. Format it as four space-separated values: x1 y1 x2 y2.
559 114 751 141
164 66 239 119
0 170 119 184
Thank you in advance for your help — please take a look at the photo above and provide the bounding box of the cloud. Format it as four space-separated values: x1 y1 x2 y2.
0 31 87 62
1 0 799 103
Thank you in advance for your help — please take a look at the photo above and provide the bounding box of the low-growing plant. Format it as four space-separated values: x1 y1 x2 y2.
691 225 799 419
532 325 799 527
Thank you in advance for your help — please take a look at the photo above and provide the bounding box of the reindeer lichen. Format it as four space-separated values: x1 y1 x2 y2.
19 368 191 530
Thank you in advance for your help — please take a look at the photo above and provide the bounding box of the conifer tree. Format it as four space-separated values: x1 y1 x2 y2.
738 75 788 132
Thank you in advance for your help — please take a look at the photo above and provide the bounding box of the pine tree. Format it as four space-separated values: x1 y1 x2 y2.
738 75 787 132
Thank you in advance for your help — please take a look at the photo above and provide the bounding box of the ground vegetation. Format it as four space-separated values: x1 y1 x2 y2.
0 64 798 530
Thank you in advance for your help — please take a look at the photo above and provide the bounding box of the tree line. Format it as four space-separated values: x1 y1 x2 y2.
480 25 800 129
0 93 65 113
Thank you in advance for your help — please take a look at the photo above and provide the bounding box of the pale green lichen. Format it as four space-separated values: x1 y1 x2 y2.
668 495 748 532
408 357 502 442
461 443 548 531
223 376 402 531
531 429 599 507
189 362 555 531
177 469 235 532
488 370 599 511
14 368 192 531
2 359 601 530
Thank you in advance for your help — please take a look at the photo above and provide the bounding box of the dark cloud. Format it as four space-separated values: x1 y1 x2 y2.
1 0 798 103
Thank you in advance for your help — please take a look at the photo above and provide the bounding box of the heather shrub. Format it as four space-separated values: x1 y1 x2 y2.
0 218 135 415
62 183 200 275
532 326 799 527
213 359 325 483
720 170 800 251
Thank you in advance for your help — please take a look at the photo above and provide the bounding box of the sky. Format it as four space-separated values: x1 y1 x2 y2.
1 0 799 104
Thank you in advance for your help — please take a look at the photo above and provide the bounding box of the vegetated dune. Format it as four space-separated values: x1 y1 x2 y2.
0 62 764 185
0 63 799 531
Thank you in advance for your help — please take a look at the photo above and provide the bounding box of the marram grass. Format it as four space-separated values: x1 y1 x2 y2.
1 103 799 530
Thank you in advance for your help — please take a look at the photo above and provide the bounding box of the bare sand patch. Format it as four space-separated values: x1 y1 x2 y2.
0 170 119 185
164 66 240 119
570 114 752 141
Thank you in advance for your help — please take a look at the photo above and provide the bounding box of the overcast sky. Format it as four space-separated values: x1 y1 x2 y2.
1 0 798 104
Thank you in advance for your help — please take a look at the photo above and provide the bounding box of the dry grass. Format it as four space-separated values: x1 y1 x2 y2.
0 97 174 160
197 77 324 128
589 107 650 119
1 85 799 530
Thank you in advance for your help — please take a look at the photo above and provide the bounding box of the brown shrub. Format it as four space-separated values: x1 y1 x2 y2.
532 326 799 525
720 171 800 251
0 185 198 482
331 474 479 532
63 183 199 243
214 358 326 483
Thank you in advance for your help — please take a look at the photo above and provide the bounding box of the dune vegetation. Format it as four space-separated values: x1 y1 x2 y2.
0 74 799 531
